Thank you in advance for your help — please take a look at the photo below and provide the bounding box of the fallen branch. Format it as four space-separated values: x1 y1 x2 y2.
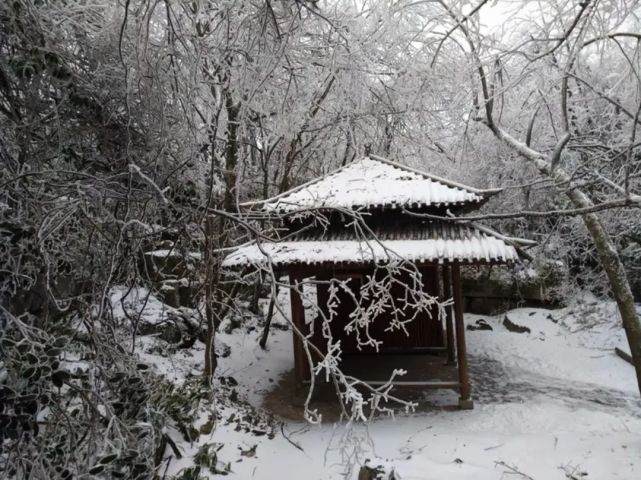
280 422 305 452
615 347 634 366
495 460 535 479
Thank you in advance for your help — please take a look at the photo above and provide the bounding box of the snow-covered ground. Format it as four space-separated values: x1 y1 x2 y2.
130 290 641 479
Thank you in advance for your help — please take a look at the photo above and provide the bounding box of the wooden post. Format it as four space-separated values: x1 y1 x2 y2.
442 264 456 364
451 263 473 409
289 272 309 384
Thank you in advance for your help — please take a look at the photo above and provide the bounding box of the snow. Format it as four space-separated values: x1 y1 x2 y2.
217 320 293 406
129 288 640 479
135 335 206 383
144 249 202 260
252 157 488 212
213 300 640 479
108 285 178 325
222 236 519 268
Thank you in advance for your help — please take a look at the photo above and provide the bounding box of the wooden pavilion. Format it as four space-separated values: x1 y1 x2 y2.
223 155 530 409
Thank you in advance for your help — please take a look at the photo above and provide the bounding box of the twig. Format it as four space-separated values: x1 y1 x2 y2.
280 422 305 452
495 460 535 479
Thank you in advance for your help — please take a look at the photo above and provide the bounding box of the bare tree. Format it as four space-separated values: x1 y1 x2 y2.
430 0 641 394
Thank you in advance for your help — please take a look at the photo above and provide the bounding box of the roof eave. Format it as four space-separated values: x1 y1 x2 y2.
223 257 517 271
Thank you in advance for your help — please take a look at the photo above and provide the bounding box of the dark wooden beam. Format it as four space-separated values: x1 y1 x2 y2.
304 380 461 389
360 346 448 355
289 272 309 384
442 264 456 364
249 259 511 272
452 263 473 409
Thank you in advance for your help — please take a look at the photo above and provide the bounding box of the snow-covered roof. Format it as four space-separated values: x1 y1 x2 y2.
244 155 497 213
222 223 523 268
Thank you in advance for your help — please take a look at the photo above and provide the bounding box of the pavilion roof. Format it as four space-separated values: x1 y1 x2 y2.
222 222 530 269
242 155 500 213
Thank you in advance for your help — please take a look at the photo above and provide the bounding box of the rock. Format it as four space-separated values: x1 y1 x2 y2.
158 282 180 308
461 260 568 314
358 466 380 480
358 460 397 480
142 243 202 308
157 278 200 308
239 444 257 457
503 315 531 334
215 340 231 358
221 376 238 386
158 321 184 343
467 319 493 331
220 315 242 334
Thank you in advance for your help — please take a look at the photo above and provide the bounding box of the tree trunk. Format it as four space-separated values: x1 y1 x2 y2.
204 93 241 383
224 93 240 212
491 125 641 395
203 216 217 383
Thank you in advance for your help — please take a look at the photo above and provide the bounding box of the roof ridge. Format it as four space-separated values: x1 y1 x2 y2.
368 154 502 196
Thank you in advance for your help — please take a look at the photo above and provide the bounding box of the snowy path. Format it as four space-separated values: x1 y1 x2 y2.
150 299 641 479
470 353 641 416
